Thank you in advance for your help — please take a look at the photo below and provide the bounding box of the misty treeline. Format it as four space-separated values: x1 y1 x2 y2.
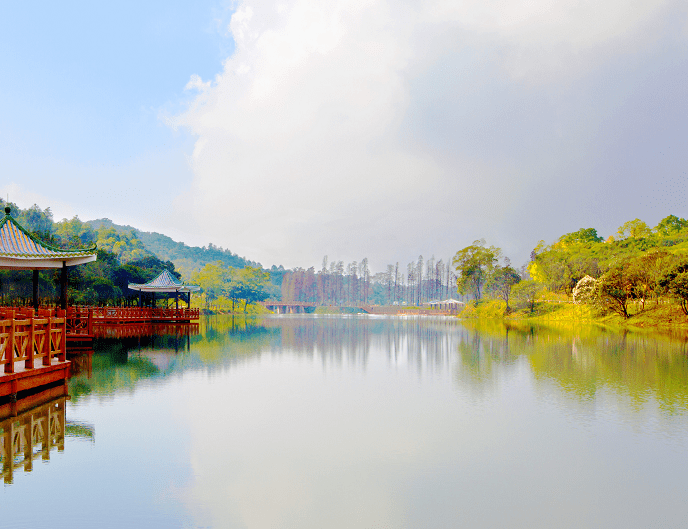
281 256 458 305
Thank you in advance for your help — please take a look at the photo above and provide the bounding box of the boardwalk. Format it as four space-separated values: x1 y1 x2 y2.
71 306 200 325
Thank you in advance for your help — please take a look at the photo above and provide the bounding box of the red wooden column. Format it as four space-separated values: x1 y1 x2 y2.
59 263 68 310
32 270 39 310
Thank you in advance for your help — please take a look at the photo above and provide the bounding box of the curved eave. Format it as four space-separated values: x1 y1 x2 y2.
128 284 201 293
0 254 97 270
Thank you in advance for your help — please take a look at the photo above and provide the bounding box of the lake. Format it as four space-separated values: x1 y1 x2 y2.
2 315 688 528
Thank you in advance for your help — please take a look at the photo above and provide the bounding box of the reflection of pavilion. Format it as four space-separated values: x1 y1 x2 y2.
0 387 67 484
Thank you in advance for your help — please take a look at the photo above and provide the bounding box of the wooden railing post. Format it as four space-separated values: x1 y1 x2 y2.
59 315 66 363
43 316 52 366
5 311 15 374
25 317 35 370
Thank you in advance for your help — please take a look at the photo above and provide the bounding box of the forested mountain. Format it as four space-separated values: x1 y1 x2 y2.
0 200 272 309
86 218 259 275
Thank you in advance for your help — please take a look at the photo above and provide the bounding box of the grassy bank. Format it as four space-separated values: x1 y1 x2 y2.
200 304 272 316
313 306 367 315
459 298 688 329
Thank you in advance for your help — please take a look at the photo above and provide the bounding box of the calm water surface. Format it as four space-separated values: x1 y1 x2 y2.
2 315 688 528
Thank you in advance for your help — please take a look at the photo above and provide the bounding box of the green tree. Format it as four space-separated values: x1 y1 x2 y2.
617 218 652 240
452 240 500 301
668 272 688 315
486 263 521 311
511 280 542 313
595 263 638 319
54 216 98 247
228 266 271 310
654 215 688 237
192 261 232 310
559 228 603 245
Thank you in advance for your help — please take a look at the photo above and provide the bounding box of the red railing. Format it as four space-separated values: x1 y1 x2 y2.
65 307 199 334
0 309 67 374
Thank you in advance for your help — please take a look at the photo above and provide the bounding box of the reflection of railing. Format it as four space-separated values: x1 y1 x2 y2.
1 391 66 484
93 323 199 339
67 347 93 378
0 309 67 374
66 307 200 333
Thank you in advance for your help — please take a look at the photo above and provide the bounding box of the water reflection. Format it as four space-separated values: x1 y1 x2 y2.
459 320 688 411
1 388 67 484
66 315 688 413
4 315 688 527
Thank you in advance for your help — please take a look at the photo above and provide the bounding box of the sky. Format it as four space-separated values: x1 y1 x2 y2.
2 1 688 271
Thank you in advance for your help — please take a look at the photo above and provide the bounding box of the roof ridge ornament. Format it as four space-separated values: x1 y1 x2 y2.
128 268 200 293
0 207 98 269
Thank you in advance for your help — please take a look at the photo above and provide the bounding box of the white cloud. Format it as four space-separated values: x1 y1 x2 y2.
173 0 686 268
184 74 211 92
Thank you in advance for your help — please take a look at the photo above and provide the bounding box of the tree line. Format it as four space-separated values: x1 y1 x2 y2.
452 215 688 319
190 262 272 312
280 256 458 306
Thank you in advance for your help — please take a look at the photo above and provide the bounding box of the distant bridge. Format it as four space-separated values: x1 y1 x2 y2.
261 301 318 314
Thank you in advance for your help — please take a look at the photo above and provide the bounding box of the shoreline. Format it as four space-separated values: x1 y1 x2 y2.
458 299 688 330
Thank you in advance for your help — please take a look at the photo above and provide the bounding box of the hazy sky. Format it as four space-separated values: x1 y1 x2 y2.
2 1 688 270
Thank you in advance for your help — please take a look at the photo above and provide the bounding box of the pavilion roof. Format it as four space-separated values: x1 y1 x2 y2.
0 207 98 269
128 269 200 293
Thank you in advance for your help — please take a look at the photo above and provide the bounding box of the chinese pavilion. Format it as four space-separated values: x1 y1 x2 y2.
0 206 97 309
128 269 199 309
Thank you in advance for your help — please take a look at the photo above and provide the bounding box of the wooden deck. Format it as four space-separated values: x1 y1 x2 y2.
0 359 70 398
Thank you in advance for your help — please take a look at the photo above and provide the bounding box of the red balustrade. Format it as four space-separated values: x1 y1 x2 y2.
65 307 199 334
0 309 67 374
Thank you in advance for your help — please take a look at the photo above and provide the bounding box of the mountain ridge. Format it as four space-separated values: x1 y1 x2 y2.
85 218 261 276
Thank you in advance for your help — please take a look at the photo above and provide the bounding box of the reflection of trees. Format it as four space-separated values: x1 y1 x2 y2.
460 320 688 410
375 317 459 375
68 315 688 412
453 322 523 398
260 315 463 373
193 315 279 363
527 327 688 410
262 316 372 367
69 340 161 401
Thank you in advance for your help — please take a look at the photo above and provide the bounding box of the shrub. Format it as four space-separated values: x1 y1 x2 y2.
573 275 597 305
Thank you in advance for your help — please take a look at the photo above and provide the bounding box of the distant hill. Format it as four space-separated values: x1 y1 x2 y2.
86 218 260 275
